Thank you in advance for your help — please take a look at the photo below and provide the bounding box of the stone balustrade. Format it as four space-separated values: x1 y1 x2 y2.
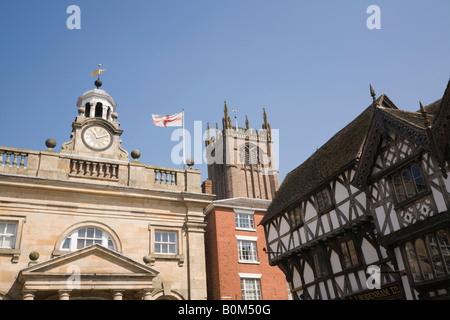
0 146 201 193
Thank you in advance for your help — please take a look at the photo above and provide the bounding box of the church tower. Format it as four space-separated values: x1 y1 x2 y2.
204 102 279 200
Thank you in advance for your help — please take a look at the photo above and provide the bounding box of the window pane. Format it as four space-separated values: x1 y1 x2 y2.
95 229 102 239
241 278 261 300
341 240 358 268
155 232 161 242
416 238 434 280
437 230 450 271
162 232 168 242
86 239 93 246
155 243 161 253
426 234 445 277
317 193 325 211
108 239 114 250
77 239 84 249
238 240 257 262
161 244 168 253
412 164 426 193
322 190 331 207
86 228 94 238
169 244 176 254
393 175 406 202
6 223 16 235
62 238 71 249
3 236 14 248
314 252 328 277
78 228 86 237
405 242 422 282
402 170 415 198
0 223 5 233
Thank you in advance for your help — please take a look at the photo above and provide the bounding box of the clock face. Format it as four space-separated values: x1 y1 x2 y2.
82 125 113 151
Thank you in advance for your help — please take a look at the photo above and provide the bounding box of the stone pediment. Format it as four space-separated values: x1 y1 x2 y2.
19 244 159 291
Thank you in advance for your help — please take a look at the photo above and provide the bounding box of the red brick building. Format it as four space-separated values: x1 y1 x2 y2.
203 105 288 300
204 198 289 300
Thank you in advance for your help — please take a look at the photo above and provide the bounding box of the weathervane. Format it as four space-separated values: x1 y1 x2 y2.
90 64 107 88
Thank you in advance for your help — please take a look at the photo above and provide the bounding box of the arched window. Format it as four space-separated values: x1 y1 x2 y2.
61 227 116 251
85 103 91 118
239 144 259 166
95 102 103 118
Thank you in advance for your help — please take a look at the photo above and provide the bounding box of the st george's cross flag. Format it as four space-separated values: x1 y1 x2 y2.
152 112 183 127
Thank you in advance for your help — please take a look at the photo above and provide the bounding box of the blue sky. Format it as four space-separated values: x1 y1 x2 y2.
0 1 449 183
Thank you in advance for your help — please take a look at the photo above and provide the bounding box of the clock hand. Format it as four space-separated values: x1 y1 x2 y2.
96 134 109 139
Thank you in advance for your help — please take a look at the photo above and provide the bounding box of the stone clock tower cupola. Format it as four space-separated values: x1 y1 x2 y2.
61 79 129 161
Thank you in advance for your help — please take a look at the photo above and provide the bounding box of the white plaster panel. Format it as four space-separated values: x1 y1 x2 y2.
319 282 327 300
304 201 316 221
279 216 290 235
348 273 358 292
361 238 378 265
292 266 302 288
329 210 339 229
334 181 348 204
327 279 335 299
335 275 345 292
280 235 290 252
432 179 448 213
321 214 330 234
308 219 317 238
303 262 315 284
299 227 307 244
358 270 367 290
267 222 278 243
338 200 350 221
330 250 342 274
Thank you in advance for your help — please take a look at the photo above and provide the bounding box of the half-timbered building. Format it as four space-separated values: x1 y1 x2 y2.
260 80 450 300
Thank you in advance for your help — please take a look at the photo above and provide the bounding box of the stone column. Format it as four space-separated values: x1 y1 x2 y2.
141 289 153 300
58 290 71 300
22 290 37 300
111 290 125 300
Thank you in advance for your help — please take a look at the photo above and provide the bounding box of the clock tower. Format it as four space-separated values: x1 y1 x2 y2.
61 79 129 161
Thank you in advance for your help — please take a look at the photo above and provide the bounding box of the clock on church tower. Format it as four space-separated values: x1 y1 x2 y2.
60 76 129 161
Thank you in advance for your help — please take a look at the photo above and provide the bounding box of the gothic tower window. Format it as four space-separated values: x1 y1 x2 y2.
240 144 259 166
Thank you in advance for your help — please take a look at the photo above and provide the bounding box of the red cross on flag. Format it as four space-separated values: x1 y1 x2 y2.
152 112 183 127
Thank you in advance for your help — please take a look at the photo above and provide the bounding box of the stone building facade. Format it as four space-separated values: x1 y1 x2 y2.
0 84 214 300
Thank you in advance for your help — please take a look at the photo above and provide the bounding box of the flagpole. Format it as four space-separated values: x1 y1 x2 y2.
182 108 186 170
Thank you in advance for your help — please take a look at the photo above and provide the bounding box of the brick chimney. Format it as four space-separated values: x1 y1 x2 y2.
202 179 213 194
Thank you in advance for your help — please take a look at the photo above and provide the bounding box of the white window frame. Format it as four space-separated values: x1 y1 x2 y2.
0 222 17 249
148 224 185 266
234 209 256 231
60 227 116 251
239 274 262 300
236 235 259 264
154 231 178 255
0 216 26 263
